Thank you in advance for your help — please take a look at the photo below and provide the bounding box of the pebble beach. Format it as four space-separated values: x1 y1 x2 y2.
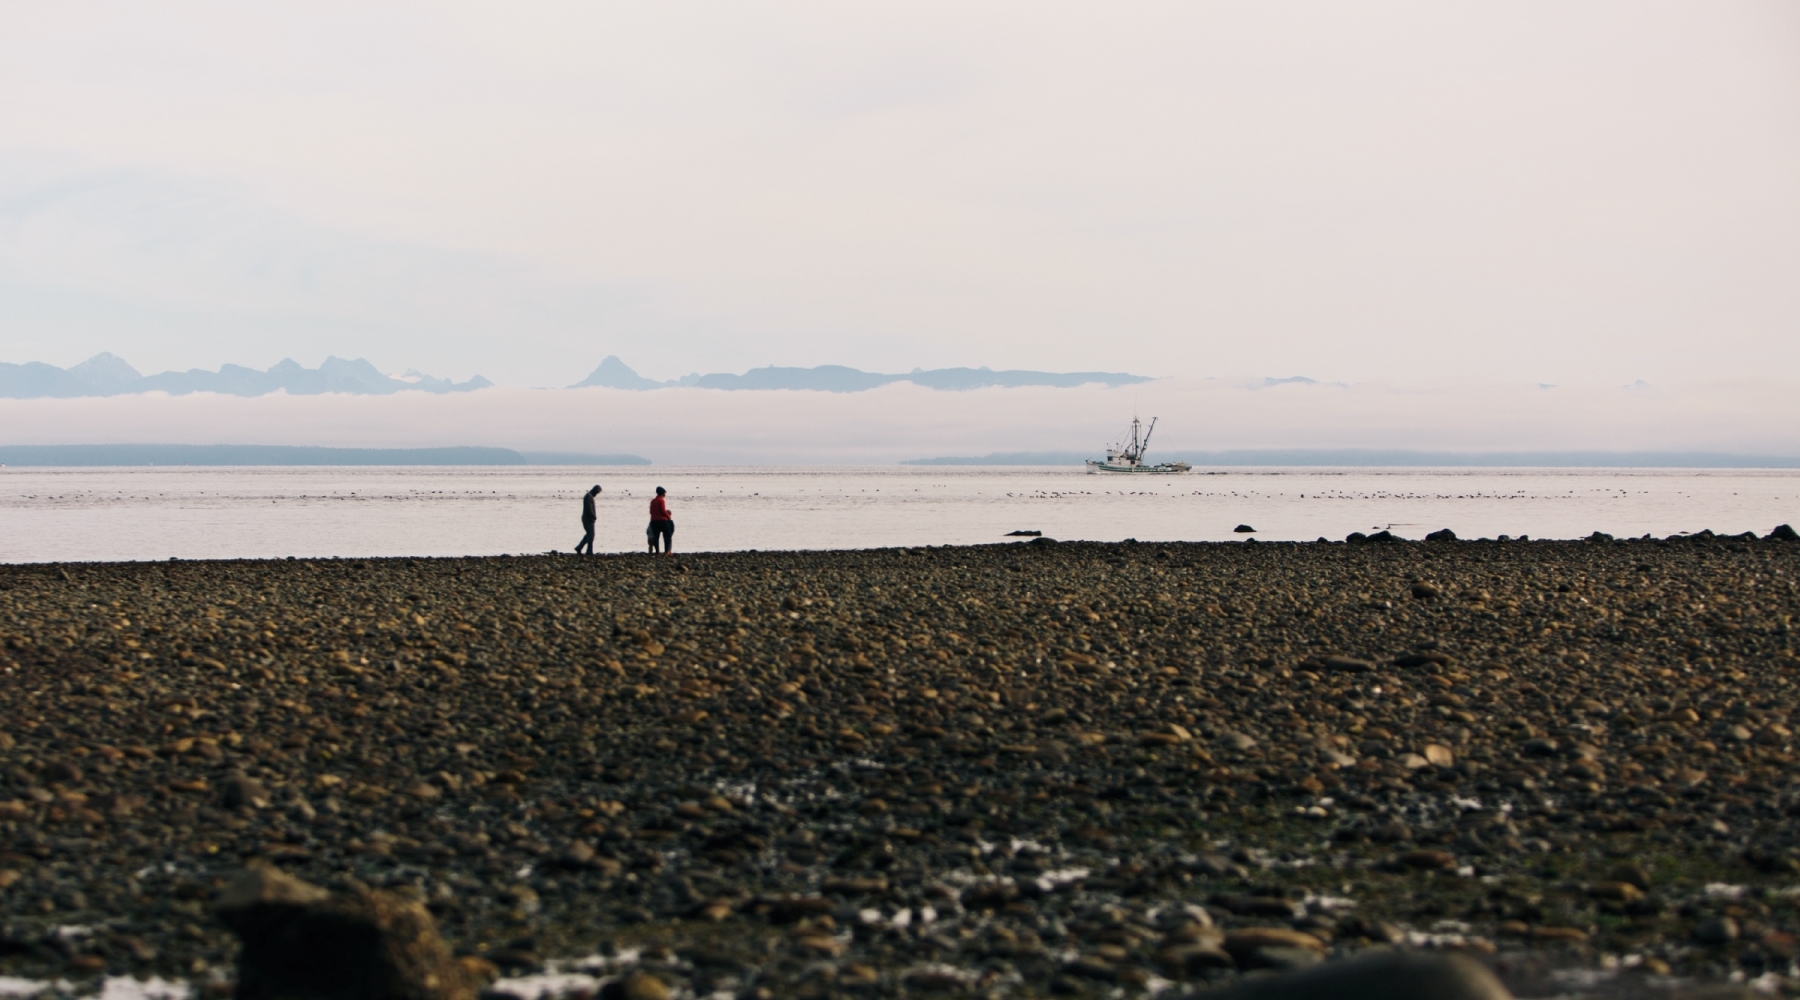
2 531 1799 998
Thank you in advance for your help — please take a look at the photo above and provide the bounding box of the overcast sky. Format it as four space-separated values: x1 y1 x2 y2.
2 2 1796 392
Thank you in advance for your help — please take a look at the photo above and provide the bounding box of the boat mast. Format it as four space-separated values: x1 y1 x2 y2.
1140 417 1157 462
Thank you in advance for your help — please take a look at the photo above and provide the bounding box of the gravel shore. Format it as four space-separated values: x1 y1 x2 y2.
1 532 1798 997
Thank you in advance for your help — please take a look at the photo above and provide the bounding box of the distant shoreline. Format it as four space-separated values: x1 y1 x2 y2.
5 443 1800 469
905 449 1800 468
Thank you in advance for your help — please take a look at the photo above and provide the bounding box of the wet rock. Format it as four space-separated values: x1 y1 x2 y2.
1234 525 1257 534
484 946 539 972
1604 861 1651 891
1191 853 1247 878
1323 656 1373 673
404 782 442 801
1397 849 1457 871
1220 895 1303 919
1221 927 1325 964
1393 651 1452 668
1246 945 1324 971
1589 881 1642 903
216 866 476 1000
1163 922 1223 946
1696 916 1740 944
558 841 597 869
1744 846 1800 874
222 773 270 810
1372 821 1413 844
216 867 331 910
1158 943 1235 974
1766 524 1797 541
1425 529 1458 543
603 972 671 1000
1065 955 1118 981
1201 950 1510 1000
1338 916 1404 944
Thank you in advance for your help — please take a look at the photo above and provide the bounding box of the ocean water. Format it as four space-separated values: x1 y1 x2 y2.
0 465 1796 563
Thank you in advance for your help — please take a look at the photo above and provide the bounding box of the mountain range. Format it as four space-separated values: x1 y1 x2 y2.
1 352 1150 398
0 354 493 399
570 356 1151 392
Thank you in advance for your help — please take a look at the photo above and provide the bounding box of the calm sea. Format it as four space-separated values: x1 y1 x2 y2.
1 465 1796 563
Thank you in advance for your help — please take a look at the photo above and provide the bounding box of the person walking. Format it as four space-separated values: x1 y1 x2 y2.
575 485 601 554
647 486 674 554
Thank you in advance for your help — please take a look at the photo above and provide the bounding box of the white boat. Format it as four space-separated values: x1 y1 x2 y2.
1086 416 1191 474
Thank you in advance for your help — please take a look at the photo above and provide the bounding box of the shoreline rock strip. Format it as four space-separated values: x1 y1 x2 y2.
0 531 1795 997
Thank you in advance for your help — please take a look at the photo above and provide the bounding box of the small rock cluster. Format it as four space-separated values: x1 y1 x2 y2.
216 865 480 1000
0 529 1796 997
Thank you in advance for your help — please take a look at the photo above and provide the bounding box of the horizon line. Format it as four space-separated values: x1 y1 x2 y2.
2 443 1800 469
907 448 1800 469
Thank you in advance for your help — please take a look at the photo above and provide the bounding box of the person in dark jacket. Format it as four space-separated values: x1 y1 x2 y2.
647 486 673 554
575 485 601 554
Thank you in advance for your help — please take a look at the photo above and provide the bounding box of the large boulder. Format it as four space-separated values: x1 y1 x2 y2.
216 867 477 1000
1201 949 1510 1000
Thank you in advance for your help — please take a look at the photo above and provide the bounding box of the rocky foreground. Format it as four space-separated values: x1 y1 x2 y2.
1 531 1799 998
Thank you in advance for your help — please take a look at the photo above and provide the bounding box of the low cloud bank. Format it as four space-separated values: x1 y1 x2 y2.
570 356 1150 392
0 377 1795 465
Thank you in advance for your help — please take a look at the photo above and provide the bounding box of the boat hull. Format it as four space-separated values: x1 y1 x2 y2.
1085 460 1191 474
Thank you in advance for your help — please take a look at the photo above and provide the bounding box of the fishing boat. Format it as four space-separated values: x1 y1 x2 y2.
1086 416 1191 474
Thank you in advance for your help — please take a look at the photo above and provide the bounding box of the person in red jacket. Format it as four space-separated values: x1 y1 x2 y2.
647 486 673 554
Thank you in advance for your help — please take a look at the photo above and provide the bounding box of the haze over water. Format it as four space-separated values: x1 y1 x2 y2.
2 466 1794 563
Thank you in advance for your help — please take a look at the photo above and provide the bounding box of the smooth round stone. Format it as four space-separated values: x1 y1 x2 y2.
1202 950 1512 1000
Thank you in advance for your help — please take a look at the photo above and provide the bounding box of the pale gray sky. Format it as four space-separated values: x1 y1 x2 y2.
2 2 1798 391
